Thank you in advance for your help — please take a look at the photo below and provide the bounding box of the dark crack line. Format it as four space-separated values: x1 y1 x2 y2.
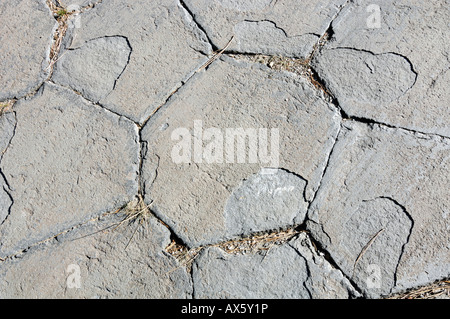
240 19 319 40
375 196 415 293
0 206 124 262
137 132 148 197
47 80 139 125
305 230 364 297
139 69 202 127
313 0 350 48
341 111 450 141
297 253 314 299
307 61 448 140
190 259 197 299
0 170 14 229
0 111 17 228
277 168 309 205
307 122 342 209
52 35 134 104
178 0 218 51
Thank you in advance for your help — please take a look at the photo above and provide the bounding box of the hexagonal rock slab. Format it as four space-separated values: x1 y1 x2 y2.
192 232 360 298
313 0 450 137
225 169 308 238
140 57 340 247
307 121 450 298
0 212 191 298
183 0 347 58
0 0 55 100
65 0 212 123
52 36 132 103
0 83 139 258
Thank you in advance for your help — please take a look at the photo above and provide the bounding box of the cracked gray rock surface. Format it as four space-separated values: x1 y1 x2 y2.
313 0 450 137
140 58 340 247
0 0 55 100
0 0 448 299
193 232 360 298
0 211 192 298
52 36 132 103
65 0 212 123
0 83 139 258
183 0 347 57
308 122 450 298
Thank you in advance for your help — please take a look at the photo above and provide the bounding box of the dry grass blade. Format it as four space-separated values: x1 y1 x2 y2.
0 100 15 116
165 228 302 275
69 195 152 248
352 228 384 276
387 279 450 299
0 100 14 116
214 228 300 255
196 36 234 72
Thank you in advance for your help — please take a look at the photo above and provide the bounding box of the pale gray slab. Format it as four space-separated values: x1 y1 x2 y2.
192 232 359 298
64 0 212 123
183 0 348 57
0 213 191 298
140 58 340 247
0 0 55 100
0 83 139 258
308 121 450 298
313 0 450 137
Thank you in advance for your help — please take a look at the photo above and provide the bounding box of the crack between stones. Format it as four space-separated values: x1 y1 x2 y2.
63 35 134 95
138 2 217 127
240 19 320 40
0 169 14 230
341 111 450 140
305 19 446 140
45 0 105 76
304 229 364 297
137 132 149 197
374 196 415 293
47 80 138 125
296 252 314 299
307 122 342 209
0 206 124 262
178 0 219 51
139 68 204 127
276 168 309 205
0 110 17 229
306 54 448 140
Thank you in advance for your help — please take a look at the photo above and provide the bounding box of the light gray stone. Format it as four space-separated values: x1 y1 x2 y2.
225 169 308 237
140 58 340 247
313 48 417 105
184 0 348 57
338 197 412 298
53 36 132 103
64 0 212 123
0 0 55 100
0 212 192 298
313 0 450 137
192 244 311 298
289 233 361 299
308 121 450 298
192 232 359 298
233 20 318 58
0 83 139 258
